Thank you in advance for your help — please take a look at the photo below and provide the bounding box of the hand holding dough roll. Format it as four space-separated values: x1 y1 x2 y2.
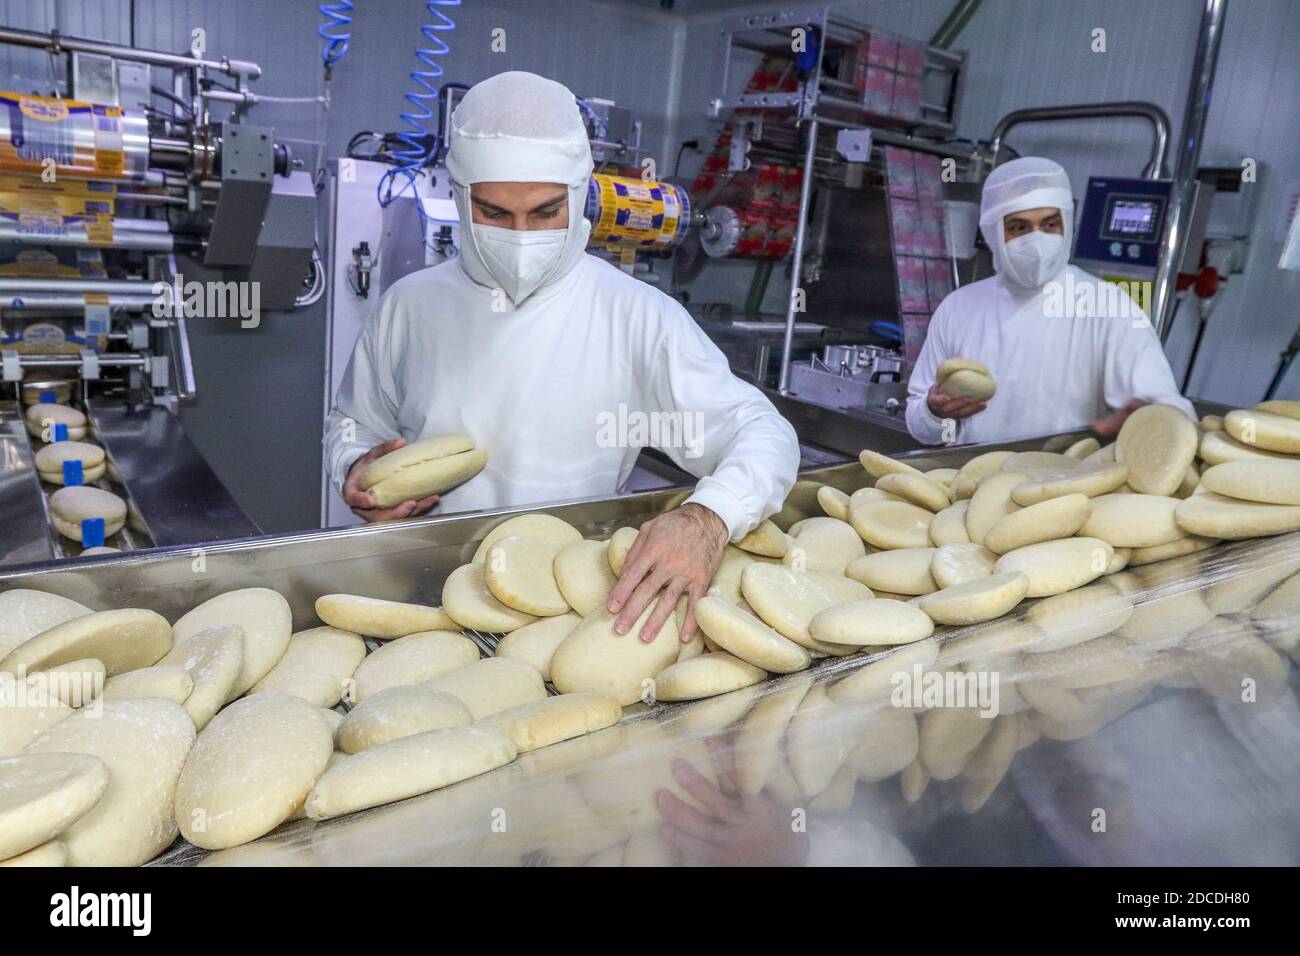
359 434 488 508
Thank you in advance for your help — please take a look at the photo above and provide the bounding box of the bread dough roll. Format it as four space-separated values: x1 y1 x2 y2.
79 546 119 556
25 698 194 865
985 493 1090 554
606 526 638 575
1064 437 1101 459
652 652 766 701
0 752 108 860
0 590 92 660
937 358 996 401
782 518 865 575
846 548 938 595
1175 492 1300 539
858 449 924 480
442 563 538 633
0 840 67 867
993 537 1114 597
1078 493 1185 548
48 486 125 541
919 705 993 781
1253 399 1300 420
706 546 755 605
929 501 971 546
817 485 851 521
0 681 71 757
810 599 935 646
949 450 1015 501
965 471 1026 546
1116 403 1198 495
930 542 998 589
1199 428 1295 465
101 665 194 704
172 588 292 700
735 519 788 558
0 608 169 678
479 693 621 752
34 441 105 485
25 402 86 440
1127 535 1218 566
424 657 546 719
472 513 582 563
940 368 997 402
482 534 570 617
493 612 581 681
732 677 810 794
850 498 934 550
175 694 332 849
876 472 949 512
29 658 103 706
336 684 472 753
305 725 516 821
740 564 872 651
1199 460 1300 506
550 604 681 706
917 572 1029 626
350 630 480 703
156 624 243 729
1010 461 1129 506
553 540 618 616
693 596 811 673
359 435 487 508
1224 408 1300 454
248 626 366 707
314 594 456 638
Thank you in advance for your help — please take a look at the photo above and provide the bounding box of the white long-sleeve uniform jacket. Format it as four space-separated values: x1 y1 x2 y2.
906 265 1196 445
323 253 800 539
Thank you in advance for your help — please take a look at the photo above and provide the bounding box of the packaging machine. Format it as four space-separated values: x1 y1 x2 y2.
0 26 317 564
1 422 1293 867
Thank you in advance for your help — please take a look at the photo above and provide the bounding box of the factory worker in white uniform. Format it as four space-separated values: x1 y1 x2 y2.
323 71 800 643
906 156 1195 445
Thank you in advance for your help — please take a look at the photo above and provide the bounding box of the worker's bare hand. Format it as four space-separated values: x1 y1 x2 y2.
343 437 440 522
607 502 728 644
656 738 811 866
1090 398 1147 436
927 383 987 420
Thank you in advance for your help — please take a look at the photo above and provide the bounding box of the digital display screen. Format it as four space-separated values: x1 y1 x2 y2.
1101 196 1163 242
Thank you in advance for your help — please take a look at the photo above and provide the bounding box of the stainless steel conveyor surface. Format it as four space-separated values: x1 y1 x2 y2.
1 438 1296 866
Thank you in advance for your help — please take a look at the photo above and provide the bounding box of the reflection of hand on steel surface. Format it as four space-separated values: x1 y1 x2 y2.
655 738 811 866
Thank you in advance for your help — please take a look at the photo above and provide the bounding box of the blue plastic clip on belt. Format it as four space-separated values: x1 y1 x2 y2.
40 390 56 403
53 423 69 442
62 459 84 486
81 517 106 548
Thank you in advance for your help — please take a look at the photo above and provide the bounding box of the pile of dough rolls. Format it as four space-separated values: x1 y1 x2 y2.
1 401 1296 865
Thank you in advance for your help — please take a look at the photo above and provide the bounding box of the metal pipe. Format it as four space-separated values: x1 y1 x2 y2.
0 295 156 311
0 222 174 251
988 102 1171 179
0 25 261 78
0 278 160 295
778 119 819 395
931 0 984 49
1154 0 1229 342
12 353 148 369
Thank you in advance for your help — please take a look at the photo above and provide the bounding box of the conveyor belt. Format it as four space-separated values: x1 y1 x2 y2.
5 433 1297 867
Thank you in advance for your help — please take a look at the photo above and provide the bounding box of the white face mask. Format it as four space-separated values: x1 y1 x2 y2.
472 224 568 304
1002 230 1067 290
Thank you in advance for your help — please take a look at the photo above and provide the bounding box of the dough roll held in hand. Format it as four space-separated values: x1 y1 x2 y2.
359 434 488 508
936 357 997 402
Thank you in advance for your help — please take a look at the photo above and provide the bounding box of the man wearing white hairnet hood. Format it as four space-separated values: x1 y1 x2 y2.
906 156 1194 445
324 71 800 643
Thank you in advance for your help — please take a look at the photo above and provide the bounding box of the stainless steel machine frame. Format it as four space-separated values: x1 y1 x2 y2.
704 6 969 398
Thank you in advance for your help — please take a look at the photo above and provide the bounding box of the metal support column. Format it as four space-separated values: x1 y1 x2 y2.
778 118 819 394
